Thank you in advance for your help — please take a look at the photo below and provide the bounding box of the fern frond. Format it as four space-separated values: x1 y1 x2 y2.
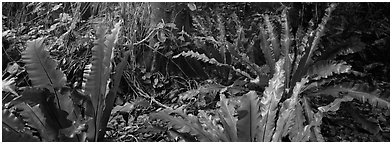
21 37 66 93
2 128 39 142
259 23 275 75
317 36 366 61
197 110 228 141
302 97 324 142
218 93 238 141
85 25 108 141
173 50 252 79
236 91 261 142
273 78 308 141
315 82 389 109
306 60 351 80
150 109 218 141
178 83 224 102
216 13 230 65
228 42 268 78
291 3 337 92
264 14 280 61
15 102 58 141
2 109 25 133
304 3 337 67
256 58 285 142
280 7 294 94
2 117 39 142
317 96 354 113
85 21 121 141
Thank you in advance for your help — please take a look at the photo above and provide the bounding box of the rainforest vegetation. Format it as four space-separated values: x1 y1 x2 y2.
2 2 390 142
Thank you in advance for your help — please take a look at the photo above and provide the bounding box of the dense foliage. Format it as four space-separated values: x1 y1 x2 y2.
2 2 389 142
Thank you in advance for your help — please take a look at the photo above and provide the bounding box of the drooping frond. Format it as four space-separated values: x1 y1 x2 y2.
292 25 313 74
317 96 354 113
315 82 389 109
178 83 224 102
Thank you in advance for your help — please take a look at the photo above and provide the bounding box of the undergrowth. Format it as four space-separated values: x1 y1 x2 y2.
2 2 389 142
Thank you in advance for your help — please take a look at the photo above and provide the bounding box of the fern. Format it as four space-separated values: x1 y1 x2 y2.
150 109 219 141
317 36 366 61
21 37 66 92
291 3 337 90
306 60 351 80
315 82 389 109
2 109 39 142
272 78 308 141
264 14 280 61
5 20 124 142
236 91 261 141
256 58 285 142
13 37 87 141
173 50 253 79
259 22 276 75
217 93 238 141
84 21 122 141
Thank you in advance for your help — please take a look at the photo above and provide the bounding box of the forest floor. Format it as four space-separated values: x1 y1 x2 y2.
2 2 390 142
